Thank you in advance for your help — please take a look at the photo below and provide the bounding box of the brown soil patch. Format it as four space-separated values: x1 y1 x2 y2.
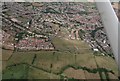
84 70 100 79
64 67 86 79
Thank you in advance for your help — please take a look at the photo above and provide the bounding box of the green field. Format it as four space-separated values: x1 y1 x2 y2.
2 64 29 79
2 37 119 79
2 51 118 79
2 49 13 61
27 66 60 79
52 37 92 54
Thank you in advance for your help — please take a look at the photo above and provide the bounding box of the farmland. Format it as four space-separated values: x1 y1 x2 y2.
2 37 118 79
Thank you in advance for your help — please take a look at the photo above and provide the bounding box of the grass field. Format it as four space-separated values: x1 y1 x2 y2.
2 49 13 61
27 66 60 79
33 51 55 72
6 52 35 66
2 61 7 70
52 37 92 54
76 53 97 69
2 45 118 79
2 37 118 79
2 64 29 79
95 56 118 76
51 52 75 74
2 49 14 70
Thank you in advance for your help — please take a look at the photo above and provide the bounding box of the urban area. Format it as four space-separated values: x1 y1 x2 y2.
1 2 119 80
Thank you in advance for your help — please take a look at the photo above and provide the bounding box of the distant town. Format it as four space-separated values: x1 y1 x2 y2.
2 2 113 56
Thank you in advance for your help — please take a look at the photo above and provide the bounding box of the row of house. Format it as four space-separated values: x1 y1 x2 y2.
15 37 54 51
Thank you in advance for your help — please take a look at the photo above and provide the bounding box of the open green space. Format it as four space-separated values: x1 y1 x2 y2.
2 64 29 79
2 38 118 79
95 56 118 76
52 37 92 54
2 49 13 61
6 52 35 66
27 66 60 79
